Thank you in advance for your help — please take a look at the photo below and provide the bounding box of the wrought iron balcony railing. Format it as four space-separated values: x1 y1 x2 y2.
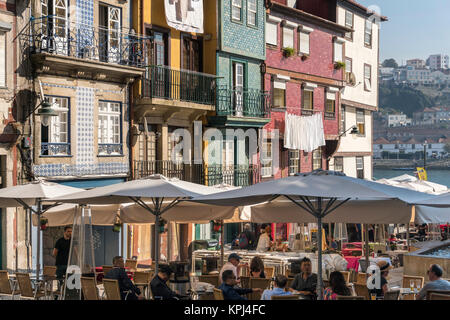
216 86 270 118
133 160 261 187
20 16 149 68
141 65 217 105
98 143 123 156
41 142 71 156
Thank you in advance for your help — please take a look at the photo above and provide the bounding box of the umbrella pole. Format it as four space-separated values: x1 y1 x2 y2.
317 198 323 301
220 220 224 268
155 212 160 276
36 199 42 281
364 224 369 272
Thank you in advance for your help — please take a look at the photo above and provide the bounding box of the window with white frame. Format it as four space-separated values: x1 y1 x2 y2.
266 20 278 46
364 19 372 47
298 30 310 54
345 57 352 73
364 64 372 91
345 10 353 39
312 148 322 170
356 109 365 136
288 150 299 175
325 91 336 114
98 101 121 155
232 0 242 22
273 80 286 108
41 96 70 156
282 26 294 48
302 88 313 110
356 156 364 179
333 40 343 62
247 0 257 26
340 105 346 135
0 32 5 87
261 140 273 177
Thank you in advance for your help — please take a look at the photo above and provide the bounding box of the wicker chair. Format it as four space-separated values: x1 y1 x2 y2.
384 290 400 300
41 266 57 299
239 276 250 289
198 275 219 288
429 293 450 300
15 273 46 300
102 266 114 277
353 283 370 300
102 278 123 300
337 295 365 300
286 277 295 289
81 277 99 300
0 270 18 299
213 288 224 300
426 290 450 300
264 267 275 278
271 294 300 300
133 271 153 299
125 259 138 271
402 275 424 289
340 271 351 284
356 273 367 285
249 278 272 300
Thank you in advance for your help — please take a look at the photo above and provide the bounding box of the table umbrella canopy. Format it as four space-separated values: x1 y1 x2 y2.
0 180 83 207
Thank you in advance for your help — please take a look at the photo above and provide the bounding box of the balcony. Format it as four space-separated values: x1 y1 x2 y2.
133 160 261 187
41 142 71 157
19 16 149 82
208 87 271 128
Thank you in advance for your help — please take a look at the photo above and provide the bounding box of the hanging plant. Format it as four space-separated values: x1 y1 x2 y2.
159 218 168 233
212 220 222 233
40 217 48 231
282 47 295 58
334 61 346 70
112 216 122 233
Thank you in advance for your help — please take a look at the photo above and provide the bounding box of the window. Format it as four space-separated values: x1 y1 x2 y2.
364 64 372 91
273 81 286 108
232 0 242 22
334 157 343 172
288 150 299 175
152 31 168 66
356 109 365 136
325 91 336 114
302 89 313 110
266 21 278 46
98 101 121 155
356 157 364 179
298 31 310 55
182 35 202 72
233 62 245 116
345 11 353 39
312 148 322 170
99 4 121 63
168 127 183 163
41 96 70 156
340 105 346 136
364 20 372 47
247 0 257 26
345 57 352 73
282 26 294 48
333 41 343 63
0 32 5 87
412 144 415 150
261 140 273 177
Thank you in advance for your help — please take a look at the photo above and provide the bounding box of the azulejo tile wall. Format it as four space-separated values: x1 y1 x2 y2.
76 87 95 170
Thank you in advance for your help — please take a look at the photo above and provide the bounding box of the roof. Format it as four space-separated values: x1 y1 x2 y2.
374 137 390 144
341 0 389 21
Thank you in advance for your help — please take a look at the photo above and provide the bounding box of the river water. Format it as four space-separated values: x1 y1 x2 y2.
373 169 450 188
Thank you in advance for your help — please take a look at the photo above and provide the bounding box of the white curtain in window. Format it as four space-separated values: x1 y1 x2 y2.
334 42 343 62
299 31 309 54
283 27 294 48
266 21 278 45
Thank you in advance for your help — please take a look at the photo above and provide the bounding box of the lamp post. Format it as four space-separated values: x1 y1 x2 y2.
36 99 58 126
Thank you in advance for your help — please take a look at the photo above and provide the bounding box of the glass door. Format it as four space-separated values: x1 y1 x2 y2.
233 62 244 116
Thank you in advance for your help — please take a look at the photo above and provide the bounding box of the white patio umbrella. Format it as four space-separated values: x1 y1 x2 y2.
188 170 436 300
414 192 450 208
0 180 83 278
52 174 233 275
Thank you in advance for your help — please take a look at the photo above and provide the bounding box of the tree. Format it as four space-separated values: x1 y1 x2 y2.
382 59 399 68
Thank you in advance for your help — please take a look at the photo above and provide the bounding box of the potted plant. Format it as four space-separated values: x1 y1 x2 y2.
301 54 309 61
113 220 122 233
282 47 295 58
40 217 48 231
159 218 167 233
334 61 346 70
212 220 222 233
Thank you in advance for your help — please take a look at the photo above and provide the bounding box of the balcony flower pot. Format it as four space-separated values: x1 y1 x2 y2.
301 54 309 61
40 217 48 231
282 47 295 58
334 61 346 70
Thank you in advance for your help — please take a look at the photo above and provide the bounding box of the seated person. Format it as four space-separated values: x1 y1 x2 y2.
104 256 143 300
150 264 190 300
368 260 390 299
219 253 245 284
327 236 338 252
323 271 352 300
417 264 450 300
291 233 304 251
256 225 273 252
250 256 266 278
289 257 321 300
261 274 293 300
219 270 261 300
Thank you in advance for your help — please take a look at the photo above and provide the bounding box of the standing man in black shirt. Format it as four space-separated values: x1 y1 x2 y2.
53 226 72 281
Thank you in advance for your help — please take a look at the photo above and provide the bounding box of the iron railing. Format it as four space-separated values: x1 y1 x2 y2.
20 16 149 68
216 86 270 118
141 65 217 105
133 160 261 187
98 143 123 156
41 142 71 156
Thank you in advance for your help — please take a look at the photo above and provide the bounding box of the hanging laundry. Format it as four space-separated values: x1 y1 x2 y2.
284 112 325 152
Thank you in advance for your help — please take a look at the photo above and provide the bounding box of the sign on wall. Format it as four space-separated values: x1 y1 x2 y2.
165 0 204 34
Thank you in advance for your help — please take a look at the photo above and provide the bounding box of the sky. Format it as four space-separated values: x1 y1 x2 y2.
358 0 450 65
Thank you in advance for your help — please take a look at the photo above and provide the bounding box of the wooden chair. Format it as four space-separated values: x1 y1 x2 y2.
102 266 114 277
286 277 295 289
271 294 300 300
125 259 138 271
102 278 122 300
264 267 275 278
0 270 18 299
213 288 224 300
42 266 57 299
353 283 370 300
198 275 219 288
402 275 424 289
384 290 400 300
429 293 450 300
81 277 99 300
356 273 367 285
133 271 153 299
15 273 46 300
340 271 351 284
337 295 365 300
249 278 272 300
426 290 450 300
239 276 250 289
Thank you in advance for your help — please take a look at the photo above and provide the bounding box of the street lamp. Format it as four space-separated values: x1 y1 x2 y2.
339 125 359 139
36 99 58 126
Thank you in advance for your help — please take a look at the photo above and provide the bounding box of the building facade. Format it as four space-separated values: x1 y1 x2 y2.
406 58 426 69
427 54 449 70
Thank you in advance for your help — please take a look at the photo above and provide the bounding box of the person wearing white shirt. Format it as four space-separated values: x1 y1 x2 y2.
256 225 273 252
219 253 242 284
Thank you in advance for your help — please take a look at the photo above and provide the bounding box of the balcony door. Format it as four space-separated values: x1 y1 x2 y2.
181 35 203 101
149 31 169 98
99 4 121 63
41 0 68 55
233 62 244 117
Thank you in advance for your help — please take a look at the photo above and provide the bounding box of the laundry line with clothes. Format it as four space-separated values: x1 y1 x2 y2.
284 111 326 152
